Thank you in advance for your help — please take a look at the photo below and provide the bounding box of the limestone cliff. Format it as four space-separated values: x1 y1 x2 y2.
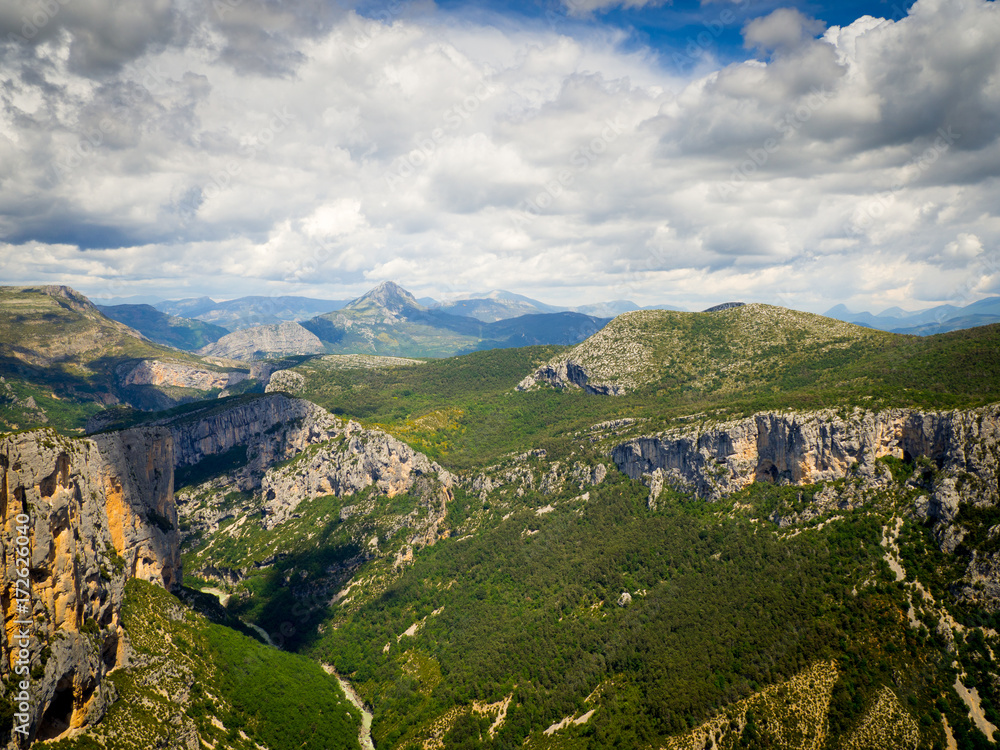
260 428 456 529
118 359 249 391
0 427 179 746
612 406 1000 508
166 394 342 488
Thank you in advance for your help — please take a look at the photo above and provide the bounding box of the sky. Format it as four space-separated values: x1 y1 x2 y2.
0 0 997 313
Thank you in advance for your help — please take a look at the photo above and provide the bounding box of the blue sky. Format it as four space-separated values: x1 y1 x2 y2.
0 0 996 313
396 0 919 69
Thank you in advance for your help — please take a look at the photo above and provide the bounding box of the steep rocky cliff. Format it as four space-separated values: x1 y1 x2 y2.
0 427 179 746
611 406 1000 514
119 359 249 391
166 394 342 488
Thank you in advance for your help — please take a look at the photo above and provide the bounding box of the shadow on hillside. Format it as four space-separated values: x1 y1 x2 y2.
0 354 111 400
221 526 365 654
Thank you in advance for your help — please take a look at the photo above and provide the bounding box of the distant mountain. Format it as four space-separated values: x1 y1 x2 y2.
471 312 610 351
436 290 561 322
435 291 681 322
574 300 641 317
825 296 1000 335
155 296 219 318
199 322 325 359
302 281 482 357
892 314 1000 336
156 295 349 330
291 282 608 358
90 293 165 306
98 304 230 351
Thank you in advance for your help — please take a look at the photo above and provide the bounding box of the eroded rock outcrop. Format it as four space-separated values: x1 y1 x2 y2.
261 429 456 529
0 427 180 746
517 360 624 395
199 322 325 360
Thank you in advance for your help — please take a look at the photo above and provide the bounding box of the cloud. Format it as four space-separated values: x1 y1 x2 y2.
743 9 827 54
0 0 189 75
0 0 998 314
935 232 985 268
561 0 670 18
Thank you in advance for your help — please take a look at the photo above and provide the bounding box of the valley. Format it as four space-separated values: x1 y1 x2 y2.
3 286 1000 750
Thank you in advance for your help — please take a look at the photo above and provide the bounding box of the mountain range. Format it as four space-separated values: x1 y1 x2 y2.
825 296 1000 335
93 287 1000 361
133 287 677 336
298 282 610 359
155 294 351 330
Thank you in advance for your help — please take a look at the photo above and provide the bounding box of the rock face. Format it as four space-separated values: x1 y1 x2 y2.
517 360 623 395
119 359 248 390
265 369 306 394
612 406 1000 512
167 394 342 486
261 428 455 529
198 322 325 360
0 427 180 746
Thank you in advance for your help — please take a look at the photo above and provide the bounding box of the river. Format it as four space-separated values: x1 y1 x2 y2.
323 664 376 750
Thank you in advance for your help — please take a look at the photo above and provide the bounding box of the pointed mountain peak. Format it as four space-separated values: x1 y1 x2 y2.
347 281 422 312
823 304 854 318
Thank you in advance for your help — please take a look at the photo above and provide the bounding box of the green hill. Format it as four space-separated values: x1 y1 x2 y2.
0 286 252 432
518 304 898 395
287 312 1000 470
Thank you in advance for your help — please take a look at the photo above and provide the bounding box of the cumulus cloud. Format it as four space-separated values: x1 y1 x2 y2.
0 0 189 74
0 0 998 313
743 9 827 54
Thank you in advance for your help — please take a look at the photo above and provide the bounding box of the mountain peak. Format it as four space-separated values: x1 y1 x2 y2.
347 281 421 313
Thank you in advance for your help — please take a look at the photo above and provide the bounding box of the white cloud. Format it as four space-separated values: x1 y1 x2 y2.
936 232 985 267
743 9 827 53
561 0 671 18
0 0 998 313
